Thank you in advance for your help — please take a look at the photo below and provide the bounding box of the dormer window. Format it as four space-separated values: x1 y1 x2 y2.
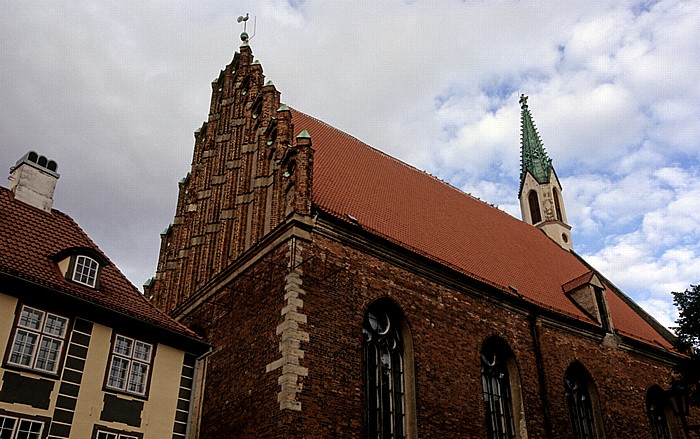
53 247 108 289
73 255 99 287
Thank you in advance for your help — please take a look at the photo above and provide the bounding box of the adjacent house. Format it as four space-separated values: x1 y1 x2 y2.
0 151 209 439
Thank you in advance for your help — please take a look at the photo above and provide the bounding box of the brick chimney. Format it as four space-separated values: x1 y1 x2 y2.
8 151 60 212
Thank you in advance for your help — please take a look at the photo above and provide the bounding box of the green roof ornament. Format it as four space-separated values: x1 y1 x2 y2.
519 94 552 189
277 104 290 112
296 130 311 139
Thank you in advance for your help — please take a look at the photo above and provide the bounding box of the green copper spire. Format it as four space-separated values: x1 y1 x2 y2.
519 94 552 189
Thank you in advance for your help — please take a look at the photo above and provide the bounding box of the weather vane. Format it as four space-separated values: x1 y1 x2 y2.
237 13 256 43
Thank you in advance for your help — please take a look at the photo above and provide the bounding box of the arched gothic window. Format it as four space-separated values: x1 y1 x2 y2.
363 300 415 439
553 188 563 221
481 337 526 439
528 191 542 224
564 363 603 439
647 386 673 439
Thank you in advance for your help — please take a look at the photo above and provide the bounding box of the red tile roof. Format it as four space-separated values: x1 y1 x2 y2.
290 109 674 351
0 187 197 339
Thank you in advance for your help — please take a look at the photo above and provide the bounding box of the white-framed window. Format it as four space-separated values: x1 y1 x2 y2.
96 430 138 439
106 335 153 396
8 305 68 374
0 415 44 439
72 255 99 287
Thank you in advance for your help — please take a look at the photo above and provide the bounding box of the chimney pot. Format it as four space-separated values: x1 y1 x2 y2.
8 151 60 212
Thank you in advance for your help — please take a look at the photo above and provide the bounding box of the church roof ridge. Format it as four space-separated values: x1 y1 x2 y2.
288 107 675 353
288 107 502 212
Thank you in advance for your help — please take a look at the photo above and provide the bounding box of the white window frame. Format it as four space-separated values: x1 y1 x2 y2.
0 415 45 439
8 305 68 374
72 255 99 287
96 430 138 439
106 334 153 396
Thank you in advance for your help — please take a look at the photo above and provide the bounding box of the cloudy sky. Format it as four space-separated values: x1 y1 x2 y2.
2 0 699 329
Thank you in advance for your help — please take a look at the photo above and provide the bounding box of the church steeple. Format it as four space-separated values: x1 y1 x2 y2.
519 94 552 191
518 94 573 251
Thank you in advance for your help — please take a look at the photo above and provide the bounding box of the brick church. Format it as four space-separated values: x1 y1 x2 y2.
146 35 693 438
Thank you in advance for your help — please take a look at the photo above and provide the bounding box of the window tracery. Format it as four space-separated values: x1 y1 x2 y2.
481 339 519 439
363 303 406 439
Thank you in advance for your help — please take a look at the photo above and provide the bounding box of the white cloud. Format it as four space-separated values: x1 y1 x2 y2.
1 0 699 331
581 167 700 327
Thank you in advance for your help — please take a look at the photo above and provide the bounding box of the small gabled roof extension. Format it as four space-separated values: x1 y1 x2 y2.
289 108 675 353
0 187 201 344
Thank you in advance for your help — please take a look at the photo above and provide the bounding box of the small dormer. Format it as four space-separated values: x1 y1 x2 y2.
53 247 109 289
563 272 614 332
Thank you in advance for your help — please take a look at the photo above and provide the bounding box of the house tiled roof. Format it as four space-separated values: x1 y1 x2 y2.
290 109 674 352
0 186 198 339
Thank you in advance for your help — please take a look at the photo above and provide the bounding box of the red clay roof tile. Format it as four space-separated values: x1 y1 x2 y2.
0 187 197 339
290 108 673 351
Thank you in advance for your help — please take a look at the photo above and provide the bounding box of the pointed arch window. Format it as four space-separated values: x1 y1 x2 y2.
647 386 674 439
564 363 604 439
480 337 527 439
553 188 563 222
363 300 416 439
528 191 542 224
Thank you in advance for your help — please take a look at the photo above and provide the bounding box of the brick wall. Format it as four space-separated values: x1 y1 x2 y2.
173 226 686 438
289 232 680 438
178 243 290 438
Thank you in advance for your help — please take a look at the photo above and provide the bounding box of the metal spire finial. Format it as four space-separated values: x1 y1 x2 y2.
237 13 256 43
237 13 249 41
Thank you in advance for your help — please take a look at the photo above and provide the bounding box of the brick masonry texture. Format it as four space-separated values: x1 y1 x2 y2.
172 228 688 437
148 42 697 438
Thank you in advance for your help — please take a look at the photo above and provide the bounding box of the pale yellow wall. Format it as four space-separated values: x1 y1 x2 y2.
70 322 112 437
0 293 61 418
519 171 573 250
71 323 185 438
141 344 184 437
0 293 17 353
57 257 70 277
0 292 188 438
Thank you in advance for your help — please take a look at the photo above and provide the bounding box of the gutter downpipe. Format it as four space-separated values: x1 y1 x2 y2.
185 347 214 439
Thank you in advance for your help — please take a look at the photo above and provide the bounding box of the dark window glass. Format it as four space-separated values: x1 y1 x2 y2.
647 387 672 439
565 365 600 439
8 305 68 374
553 188 563 221
106 334 153 396
528 191 542 223
481 342 516 439
363 304 405 439
0 415 44 439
